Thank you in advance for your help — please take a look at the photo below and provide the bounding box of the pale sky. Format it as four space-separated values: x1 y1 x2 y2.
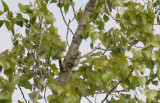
0 0 160 103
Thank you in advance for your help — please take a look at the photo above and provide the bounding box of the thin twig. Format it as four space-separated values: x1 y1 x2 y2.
66 20 71 47
58 0 75 35
33 77 44 103
18 85 27 103
95 94 98 103
104 0 121 21
66 27 70 47
101 81 122 103
45 47 52 77
44 85 47 103
33 66 37 91
101 40 112 57
84 96 92 103
80 42 116 58
116 90 128 93
81 43 101 58
33 22 45 103
70 0 76 17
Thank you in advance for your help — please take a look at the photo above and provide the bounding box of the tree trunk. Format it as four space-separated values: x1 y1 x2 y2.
56 0 98 87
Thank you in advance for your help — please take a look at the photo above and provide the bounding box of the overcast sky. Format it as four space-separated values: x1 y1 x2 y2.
0 0 160 103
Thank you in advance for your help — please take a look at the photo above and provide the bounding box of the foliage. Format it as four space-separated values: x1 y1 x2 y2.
0 0 160 103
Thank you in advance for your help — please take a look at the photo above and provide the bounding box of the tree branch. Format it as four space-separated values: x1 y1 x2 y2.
33 22 45 103
104 0 121 21
56 0 98 88
84 96 92 103
95 94 98 103
44 85 47 103
58 0 75 35
101 81 121 103
81 43 101 58
18 85 27 103
33 77 44 103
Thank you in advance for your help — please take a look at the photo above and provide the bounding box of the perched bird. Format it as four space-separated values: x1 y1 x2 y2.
52 49 64 60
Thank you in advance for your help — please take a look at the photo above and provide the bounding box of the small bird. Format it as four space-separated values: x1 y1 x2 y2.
52 49 64 60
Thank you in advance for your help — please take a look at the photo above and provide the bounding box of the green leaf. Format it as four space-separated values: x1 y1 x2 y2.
64 4 69 14
15 21 23 27
138 77 146 86
116 13 120 19
131 48 141 58
30 16 37 24
143 88 157 99
113 0 124 7
19 73 33 90
29 91 42 100
50 0 57 3
15 13 24 21
5 21 12 31
102 72 113 83
89 32 99 41
18 3 30 13
4 68 13 77
144 23 152 33
0 58 10 69
0 10 4 15
148 10 155 19
103 15 109 22
0 20 4 28
121 94 131 100
76 8 83 23
98 20 104 30
82 31 89 40
61 41 66 50
15 13 24 27
118 70 130 80
152 81 158 86
94 59 108 71
86 23 95 32
96 7 104 13
47 84 64 95
90 41 93 49
142 12 147 25
11 75 20 85
1 0 9 12
0 99 10 103
45 12 56 24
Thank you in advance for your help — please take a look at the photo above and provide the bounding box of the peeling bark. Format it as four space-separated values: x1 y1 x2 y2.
56 0 98 87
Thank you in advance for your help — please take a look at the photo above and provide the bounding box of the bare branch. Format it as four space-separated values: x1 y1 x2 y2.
84 96 92 103
101 40 112 57
70 0 76 17
95 94 98 103
45 47 52 77
116 90 128 93
44 85 47 103
33 77 44 103
81 43 101 58
58 0 75 35
104 0 121 21
33 21 45 103
18 85 27 103
80 40 112 58
101 81 121 103
66 20 72 47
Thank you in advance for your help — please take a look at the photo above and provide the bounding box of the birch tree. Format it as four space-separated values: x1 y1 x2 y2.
0 0 160 102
